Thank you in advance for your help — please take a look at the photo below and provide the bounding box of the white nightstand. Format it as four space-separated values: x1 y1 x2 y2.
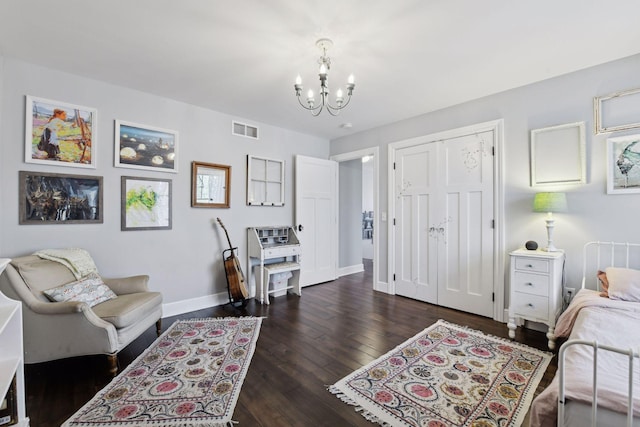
507 248 565 350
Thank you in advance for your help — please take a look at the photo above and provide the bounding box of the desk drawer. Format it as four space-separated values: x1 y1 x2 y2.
512 272 549 297
511 293 548 320
514 257 549 273
264 245 300 258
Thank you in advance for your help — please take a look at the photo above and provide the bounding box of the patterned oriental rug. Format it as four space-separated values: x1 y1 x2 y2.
63 317 262 427
330 319 551 427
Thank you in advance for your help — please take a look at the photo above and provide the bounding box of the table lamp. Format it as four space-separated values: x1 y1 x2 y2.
533 192 567 252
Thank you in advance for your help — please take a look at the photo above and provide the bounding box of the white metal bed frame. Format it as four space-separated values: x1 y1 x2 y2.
558 241 640 427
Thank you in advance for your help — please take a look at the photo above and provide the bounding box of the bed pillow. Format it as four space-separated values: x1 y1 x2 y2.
605 267 640 302
43 272 117 307
597 270 609 297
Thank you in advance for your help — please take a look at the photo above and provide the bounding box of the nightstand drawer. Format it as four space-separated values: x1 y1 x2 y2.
512 272 549 297
511 293 549 320
514 257 549 273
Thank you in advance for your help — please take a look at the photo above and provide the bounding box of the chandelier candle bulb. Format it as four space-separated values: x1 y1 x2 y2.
295 75 302 85
336 88 344 103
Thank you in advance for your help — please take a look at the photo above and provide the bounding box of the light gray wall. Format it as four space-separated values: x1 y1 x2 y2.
330 53 640 305
338 159 362 268
0 57 329 310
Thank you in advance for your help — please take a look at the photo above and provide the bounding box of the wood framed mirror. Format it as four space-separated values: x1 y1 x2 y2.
191 161 231 208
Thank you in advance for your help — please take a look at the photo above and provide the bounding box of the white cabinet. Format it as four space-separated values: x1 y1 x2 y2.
507 249 565 350
0 259 29 426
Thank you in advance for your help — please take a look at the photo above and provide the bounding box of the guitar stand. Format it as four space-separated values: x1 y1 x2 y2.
222 247 248 308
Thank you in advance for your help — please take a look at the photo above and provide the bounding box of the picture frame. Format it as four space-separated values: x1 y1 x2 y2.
594 87 640 134
606 134 640 194
191 161 231 208
115 120 178 173
530 121 586 186
121 176 172 230
25 95 97 168
19 171 103 224
246 155 285 206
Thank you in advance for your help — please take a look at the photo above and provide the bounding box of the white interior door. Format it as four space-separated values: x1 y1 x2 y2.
393 131 495 317
394 143 438 303
295 155 338 287
436 131 495 317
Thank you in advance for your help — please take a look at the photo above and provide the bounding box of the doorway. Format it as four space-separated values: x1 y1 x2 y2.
331 147 380 291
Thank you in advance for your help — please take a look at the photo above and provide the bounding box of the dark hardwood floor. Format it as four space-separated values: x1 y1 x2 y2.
25 260 557 426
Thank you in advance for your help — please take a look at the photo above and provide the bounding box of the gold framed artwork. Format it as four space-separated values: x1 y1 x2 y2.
191 161 231 208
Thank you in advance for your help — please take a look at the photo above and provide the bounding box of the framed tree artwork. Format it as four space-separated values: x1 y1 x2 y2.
19 171 103 224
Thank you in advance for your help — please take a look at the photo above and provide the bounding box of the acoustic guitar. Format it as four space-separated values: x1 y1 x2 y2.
217 218 249 302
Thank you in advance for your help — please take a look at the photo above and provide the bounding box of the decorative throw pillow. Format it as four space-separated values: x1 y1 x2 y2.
597 270 609 297
43 272 117 307
605 267 640 302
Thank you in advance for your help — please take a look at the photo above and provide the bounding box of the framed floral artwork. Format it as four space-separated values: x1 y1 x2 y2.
115 120 178 173
121 176 172 230
25 95 97 168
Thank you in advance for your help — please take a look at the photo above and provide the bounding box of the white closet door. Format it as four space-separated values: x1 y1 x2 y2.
394 143 438 304
436 131 495 317
393 131 495 317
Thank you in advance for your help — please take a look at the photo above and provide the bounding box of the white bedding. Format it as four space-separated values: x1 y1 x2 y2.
530 289 640 426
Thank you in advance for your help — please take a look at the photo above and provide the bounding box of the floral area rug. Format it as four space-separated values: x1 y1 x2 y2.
63 317 262 427
330 319 551 427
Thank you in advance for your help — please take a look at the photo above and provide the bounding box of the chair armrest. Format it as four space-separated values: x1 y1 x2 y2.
103 275 150 295
29 299 88 314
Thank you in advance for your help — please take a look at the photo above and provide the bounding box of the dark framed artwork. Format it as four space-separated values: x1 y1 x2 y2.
115 120 178 173
25 95 98 168
121 176 172 231
19 171 103 224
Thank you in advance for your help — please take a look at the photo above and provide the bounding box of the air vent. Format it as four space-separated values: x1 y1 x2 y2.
232 121 259 139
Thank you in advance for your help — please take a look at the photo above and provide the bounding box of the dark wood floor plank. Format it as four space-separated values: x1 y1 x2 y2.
24 262 557 427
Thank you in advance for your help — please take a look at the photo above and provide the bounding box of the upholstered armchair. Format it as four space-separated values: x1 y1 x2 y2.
0 255 163 374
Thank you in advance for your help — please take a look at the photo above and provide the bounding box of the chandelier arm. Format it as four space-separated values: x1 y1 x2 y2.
296 95 323 111
325 94 353 112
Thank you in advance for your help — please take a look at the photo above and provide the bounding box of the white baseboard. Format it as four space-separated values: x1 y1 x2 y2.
162 292 229 318
375 280 391 294
338 263 364 277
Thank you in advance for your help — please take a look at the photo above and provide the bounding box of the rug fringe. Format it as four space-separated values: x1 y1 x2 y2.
328 385 394 427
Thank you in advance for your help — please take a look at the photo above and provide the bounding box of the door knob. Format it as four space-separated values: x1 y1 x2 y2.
298 224 304 232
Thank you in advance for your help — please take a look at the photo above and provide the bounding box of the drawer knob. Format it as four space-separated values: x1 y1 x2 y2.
525 264 533 268
525 282 533 286
527 303 534 308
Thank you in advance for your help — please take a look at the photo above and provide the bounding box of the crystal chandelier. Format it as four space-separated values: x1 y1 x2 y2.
294 38 355 116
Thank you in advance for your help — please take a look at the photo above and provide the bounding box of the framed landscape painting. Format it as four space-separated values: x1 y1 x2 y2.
121 176 172 230
25 95 97 168
115 120 178 173
19 171 103 224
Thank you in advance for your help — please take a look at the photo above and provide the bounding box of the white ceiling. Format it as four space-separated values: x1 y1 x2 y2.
2 0 640 140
